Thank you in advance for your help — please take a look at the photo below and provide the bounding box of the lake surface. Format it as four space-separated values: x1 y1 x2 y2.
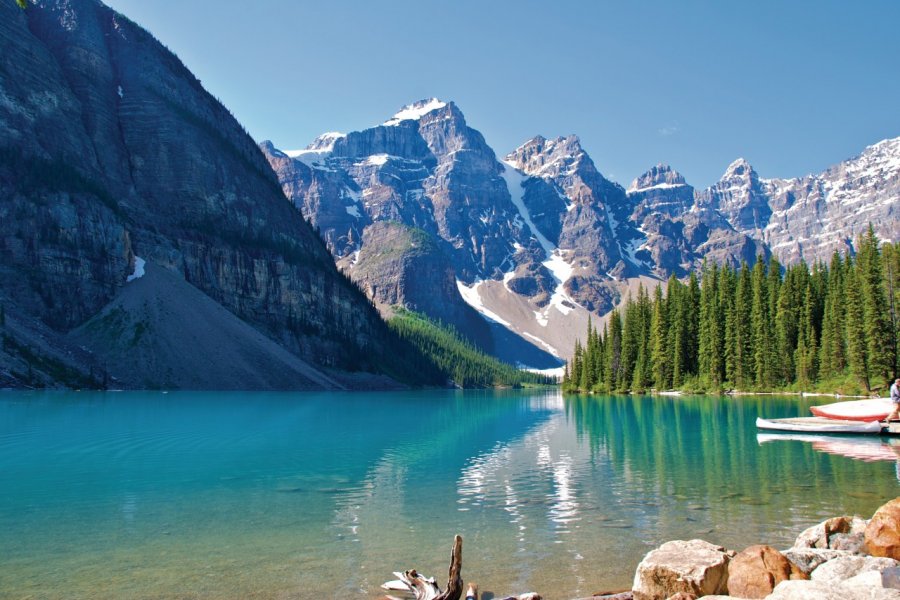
1 390 898 599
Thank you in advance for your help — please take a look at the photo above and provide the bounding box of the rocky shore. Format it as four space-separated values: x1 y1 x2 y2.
583 497 900 600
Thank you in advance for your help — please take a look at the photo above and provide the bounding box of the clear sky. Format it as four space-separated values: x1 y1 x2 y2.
104 0 900 189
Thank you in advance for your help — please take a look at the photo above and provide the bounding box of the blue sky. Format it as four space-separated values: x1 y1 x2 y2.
104 0 900 188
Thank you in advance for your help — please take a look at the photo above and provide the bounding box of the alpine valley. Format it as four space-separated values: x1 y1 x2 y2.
1 0 898 388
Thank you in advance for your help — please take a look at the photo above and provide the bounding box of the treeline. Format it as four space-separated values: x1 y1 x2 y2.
563 228 899 394
388 309 555 388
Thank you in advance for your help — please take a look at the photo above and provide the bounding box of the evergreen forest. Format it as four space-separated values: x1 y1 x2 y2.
563 228 900 395
388 308 555 388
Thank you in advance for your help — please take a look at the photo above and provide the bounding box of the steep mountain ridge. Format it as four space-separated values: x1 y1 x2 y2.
265 99 897 364
0 0 430 388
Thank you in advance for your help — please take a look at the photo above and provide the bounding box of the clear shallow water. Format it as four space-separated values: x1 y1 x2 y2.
1 390 898 600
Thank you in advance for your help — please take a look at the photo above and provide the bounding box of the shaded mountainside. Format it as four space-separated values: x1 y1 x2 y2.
264 99 897 362
0 0 436 389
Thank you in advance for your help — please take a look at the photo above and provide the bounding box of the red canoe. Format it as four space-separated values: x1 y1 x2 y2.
809 397 893 422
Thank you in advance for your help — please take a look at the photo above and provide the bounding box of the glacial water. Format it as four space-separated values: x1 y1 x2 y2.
1 390 898 599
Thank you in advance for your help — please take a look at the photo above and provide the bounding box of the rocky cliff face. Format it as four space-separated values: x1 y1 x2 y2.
0 0 428 388
262 100 563 366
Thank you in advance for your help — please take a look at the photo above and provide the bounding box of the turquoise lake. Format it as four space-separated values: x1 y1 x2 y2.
1 390 898 599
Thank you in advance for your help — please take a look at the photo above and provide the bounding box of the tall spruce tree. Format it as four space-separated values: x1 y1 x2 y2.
606 310 623 391
819 252 846 376
650 284 670 389
857 227 894 387
844 266 870 390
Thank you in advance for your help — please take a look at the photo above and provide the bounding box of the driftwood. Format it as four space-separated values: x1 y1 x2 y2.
380 535 541 600
382 535 464 600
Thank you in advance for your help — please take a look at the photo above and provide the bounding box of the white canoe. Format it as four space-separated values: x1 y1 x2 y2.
756 417 882 434
809 397 893 422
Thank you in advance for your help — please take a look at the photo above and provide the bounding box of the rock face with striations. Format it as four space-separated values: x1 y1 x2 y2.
0 0 428 388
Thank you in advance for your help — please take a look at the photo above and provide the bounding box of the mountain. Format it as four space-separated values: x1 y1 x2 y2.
0 0 431 389
265 101 897 365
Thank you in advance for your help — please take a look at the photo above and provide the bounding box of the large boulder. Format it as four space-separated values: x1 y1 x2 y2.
767 579 900 599
794 516 867 552
631 539 734 600
867 498 900 559
810 555 899 584
726 545 807 598
781 548 850 575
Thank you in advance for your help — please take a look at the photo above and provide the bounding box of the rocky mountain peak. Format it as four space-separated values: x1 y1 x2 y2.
382 98 451 127
306 131 345 151
628 163 687 193
504 134 588 178
722 157 756 180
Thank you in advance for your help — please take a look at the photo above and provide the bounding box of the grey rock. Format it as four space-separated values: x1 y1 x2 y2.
781 548 852 575
843 568 900 590
793 516 868 552
767 579 900 599
810 555 899 584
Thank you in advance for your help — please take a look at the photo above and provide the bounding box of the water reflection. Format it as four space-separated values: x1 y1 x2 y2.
758 433 900 480
2 390 899 600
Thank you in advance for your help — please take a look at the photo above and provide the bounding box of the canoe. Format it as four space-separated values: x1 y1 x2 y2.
809 397 893 422
756 417 882 434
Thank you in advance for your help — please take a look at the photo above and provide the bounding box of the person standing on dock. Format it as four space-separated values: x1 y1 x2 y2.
888 378 900 422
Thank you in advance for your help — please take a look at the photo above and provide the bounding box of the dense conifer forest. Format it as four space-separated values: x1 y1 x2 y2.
388 309 555 388
563 228 900 395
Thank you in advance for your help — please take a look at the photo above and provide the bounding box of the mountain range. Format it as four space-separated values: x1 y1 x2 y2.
262 99 898 366
1 0 896 388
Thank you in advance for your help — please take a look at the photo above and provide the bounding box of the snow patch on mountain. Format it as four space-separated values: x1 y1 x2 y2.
500 162 555 255
456 280 512 327
383 98 447 126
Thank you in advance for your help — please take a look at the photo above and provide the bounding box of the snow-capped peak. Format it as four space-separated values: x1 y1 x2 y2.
383 98 448 126
305 132 345 151
723 157 754 178
628 163 687 193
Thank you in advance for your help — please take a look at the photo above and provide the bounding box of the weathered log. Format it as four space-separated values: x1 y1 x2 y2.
382 535 464 600
436 535 464 600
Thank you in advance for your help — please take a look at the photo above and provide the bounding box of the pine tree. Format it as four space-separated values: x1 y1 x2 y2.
620 294 639 390
650 284 670 389
631 284 653 391
819 252 846 377
774 271 797 384
885 242 900 379
857 226 894 387
844 266 870 390
571 339 584 391
606 309 623 391
732 263 754 388
751 258 775 388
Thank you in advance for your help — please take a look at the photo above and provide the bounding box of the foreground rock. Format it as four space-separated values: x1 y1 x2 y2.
810 555 899 584
766 579 900 599
794 516 868 553
867 498 900 559
632 539 733 600
726 545 807 598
